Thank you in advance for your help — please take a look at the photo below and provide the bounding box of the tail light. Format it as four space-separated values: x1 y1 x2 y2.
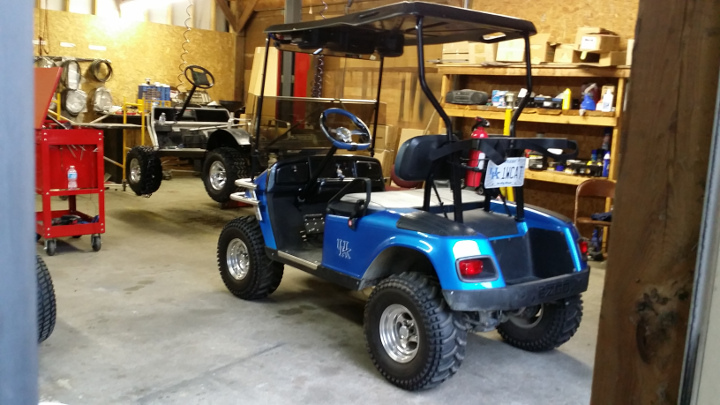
458 258 484 277
579 240 588 255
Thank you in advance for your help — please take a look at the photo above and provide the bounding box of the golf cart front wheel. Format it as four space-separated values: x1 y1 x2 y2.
126 146 162 196
364 272 467 391
217 216 283 300
497 294 583 352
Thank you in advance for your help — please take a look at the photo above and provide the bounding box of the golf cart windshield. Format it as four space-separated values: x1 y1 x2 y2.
253 96 378 152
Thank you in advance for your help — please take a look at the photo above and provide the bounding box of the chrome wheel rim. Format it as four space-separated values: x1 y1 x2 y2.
209 161 226 191
129 158 141 184
226 238 250 280
379 304 419 363
508 305 544 329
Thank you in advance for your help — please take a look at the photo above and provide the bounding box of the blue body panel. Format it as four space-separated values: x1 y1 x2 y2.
252 162 586 293
250 171 277 249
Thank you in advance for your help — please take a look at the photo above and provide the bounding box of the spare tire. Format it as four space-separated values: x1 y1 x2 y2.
36 255 56 343
126 146 162 196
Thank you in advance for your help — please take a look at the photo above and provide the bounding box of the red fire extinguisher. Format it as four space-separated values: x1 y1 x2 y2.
466 117 490 188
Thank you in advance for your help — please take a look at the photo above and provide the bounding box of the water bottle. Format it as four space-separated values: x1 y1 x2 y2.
602 152 611 178
68 165 78 189
159 112 167 125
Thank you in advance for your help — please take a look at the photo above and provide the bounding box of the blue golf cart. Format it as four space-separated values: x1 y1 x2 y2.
217 1 589 390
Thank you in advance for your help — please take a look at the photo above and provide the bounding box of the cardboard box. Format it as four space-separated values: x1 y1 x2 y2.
374 149 396 178
495 34 555 63
575 28 620 53
598 51 627 67
626 39 635 65
373 125 397 151
554 45 582 63
578 34 620 53
397 129 426 150
441 42 497 64
496 38 525 62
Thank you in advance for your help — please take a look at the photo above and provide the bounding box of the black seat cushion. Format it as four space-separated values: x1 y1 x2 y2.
394 135 455 182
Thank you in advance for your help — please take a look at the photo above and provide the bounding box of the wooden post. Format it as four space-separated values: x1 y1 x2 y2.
590 0 720 403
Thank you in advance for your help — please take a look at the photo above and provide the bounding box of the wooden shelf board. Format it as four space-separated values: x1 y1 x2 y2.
525 170 602 186
444 107 617 127
436 64 631 78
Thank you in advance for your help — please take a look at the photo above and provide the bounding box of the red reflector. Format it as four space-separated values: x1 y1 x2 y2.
459 259 483 277
579 240 589 255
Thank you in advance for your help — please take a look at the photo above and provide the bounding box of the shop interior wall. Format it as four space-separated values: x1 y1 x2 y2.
33 8 236 126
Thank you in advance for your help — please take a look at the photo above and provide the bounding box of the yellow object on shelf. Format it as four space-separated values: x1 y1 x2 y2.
562 88 572 110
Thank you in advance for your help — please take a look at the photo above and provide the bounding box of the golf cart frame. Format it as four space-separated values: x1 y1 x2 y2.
219 1 589 391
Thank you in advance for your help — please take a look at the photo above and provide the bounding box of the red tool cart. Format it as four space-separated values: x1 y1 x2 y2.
34 67 106 256
36 128 106 256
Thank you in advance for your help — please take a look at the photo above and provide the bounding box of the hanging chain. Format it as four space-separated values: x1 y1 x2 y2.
311 55 324 98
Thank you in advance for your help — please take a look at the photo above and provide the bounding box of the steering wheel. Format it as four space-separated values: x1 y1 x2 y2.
319 108 372 151
184 65 215 89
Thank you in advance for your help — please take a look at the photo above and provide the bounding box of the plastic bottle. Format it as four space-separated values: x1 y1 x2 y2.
602 152 611 177
68 165 78 190
159 112 166 125
601 89 615 112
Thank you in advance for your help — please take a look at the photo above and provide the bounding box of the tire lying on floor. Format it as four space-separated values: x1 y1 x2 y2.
126 146 163 196
36 255 56 343
202 147 250 203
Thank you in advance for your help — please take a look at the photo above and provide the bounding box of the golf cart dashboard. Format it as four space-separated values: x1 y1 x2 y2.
270 154 384 192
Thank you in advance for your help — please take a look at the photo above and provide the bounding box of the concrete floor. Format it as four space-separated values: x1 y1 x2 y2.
37 176 605 405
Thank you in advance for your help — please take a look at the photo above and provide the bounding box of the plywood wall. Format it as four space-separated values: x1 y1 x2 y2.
471 0 639 46
33 8 237 121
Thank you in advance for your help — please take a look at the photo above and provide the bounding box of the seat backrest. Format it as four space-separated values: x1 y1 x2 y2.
574 179 616 224
394 135 451 181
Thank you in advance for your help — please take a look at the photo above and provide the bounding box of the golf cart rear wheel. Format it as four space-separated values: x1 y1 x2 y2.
126 146 162 196
202 147 249 203
497 294 583 352
36 255 56 343
217 216 283 300
364 272 467 391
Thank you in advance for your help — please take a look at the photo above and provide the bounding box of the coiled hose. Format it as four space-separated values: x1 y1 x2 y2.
177 0 193 92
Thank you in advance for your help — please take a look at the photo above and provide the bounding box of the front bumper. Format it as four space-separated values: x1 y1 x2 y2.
442 269 590 311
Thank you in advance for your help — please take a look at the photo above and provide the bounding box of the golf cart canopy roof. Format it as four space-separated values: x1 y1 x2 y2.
265 1 537 59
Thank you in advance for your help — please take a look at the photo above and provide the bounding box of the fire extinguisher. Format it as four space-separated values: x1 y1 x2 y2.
466 117 489 188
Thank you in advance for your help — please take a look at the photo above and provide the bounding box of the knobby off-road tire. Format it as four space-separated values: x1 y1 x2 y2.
364 272 467 391
126 146 162 196
497 294 583 352
36 255 57 343
217 216 283 300
202 147 250 203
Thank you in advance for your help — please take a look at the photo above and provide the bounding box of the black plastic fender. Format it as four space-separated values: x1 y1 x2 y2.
207 128 252 150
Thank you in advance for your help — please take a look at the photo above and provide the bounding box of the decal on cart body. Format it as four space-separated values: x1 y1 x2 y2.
337 239 352 259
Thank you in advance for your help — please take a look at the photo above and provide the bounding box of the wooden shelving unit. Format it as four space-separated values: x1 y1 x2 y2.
524 169 603 186
442 106 617 127
438 65 629 187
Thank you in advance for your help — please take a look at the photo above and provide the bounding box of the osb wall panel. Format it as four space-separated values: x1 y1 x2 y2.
472 0 639 45
34 8 236 122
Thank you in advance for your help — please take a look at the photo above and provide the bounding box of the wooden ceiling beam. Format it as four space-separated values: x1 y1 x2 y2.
214 0 240 32
235 0 259 33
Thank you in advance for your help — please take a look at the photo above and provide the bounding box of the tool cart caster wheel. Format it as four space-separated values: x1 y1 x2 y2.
91 235 102 252
45 239 57 256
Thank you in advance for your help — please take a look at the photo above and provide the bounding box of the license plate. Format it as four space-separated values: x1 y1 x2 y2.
484 157 526 189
